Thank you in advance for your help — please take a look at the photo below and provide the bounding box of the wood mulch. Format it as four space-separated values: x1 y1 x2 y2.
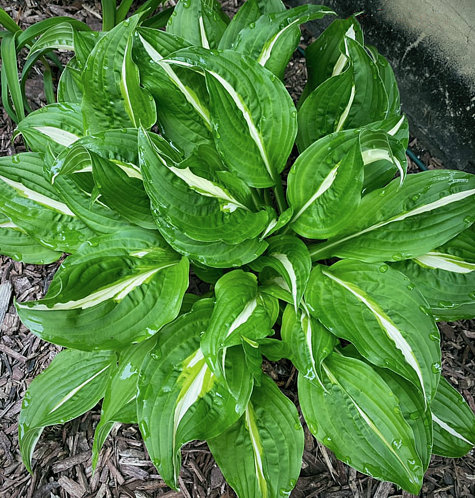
0 1 474 497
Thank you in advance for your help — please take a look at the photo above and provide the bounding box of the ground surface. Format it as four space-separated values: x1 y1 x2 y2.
0 1 474 497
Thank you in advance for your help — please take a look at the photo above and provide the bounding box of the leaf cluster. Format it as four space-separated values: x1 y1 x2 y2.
0 1 474 496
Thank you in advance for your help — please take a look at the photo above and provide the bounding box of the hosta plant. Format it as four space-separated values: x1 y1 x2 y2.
1 0 475 496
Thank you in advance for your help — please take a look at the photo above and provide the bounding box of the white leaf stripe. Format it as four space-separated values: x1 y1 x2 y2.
0 174 76 216
245 403 268 498
331 25 356 77
258 19 301 67
206 70 274 182
387 115 405 136
168 166 248 211
226 298 258 339
17 266 171 311
415 252 475 273
139 35 211 127
198 16 210 49
49 364 110 414
313 188 475 257
121 38 137 127
322 269 426 400
362 147 404 184
271 253 298 309
32 126 80 146
292 163 340 223
432 413 474 445
335 84 355 132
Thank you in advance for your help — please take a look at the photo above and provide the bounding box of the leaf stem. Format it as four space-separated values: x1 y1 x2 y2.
272 176 288 214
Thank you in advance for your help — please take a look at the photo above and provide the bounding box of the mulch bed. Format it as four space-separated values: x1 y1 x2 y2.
0 1 474 497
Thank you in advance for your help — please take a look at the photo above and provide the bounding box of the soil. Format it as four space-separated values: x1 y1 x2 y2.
0 1 474 497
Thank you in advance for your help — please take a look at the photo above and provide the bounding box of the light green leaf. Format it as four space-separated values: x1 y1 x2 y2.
281 304 336 389
0 212 61 264
48 146 135 234
288 130 364 239
392 256 475 321
15 103 83 154
0 152 95 252
134 27 212 154
167 0 229 49
299 353 424 494
306 261 441 403
297 66 354 151
164 47 297 188
82 15 153 133
301 17 363 104
92 338 157 468
251 235 311 311
19 349 114 472
431 376 475 457
57 58 83 103
209 375 304 498
137 299 253 489
309 170 475 262
139 128 272 244
232 5 335 79
155 216 269 268
16 236 189 350
201 270 277 384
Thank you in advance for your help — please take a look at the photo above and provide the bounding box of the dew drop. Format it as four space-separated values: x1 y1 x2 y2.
431 362 442 374
392 439 402 450
428 331 439 342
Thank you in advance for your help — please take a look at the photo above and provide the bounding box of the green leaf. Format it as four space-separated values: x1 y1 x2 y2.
288 130 364 239
164 47 297 188
301 17 363 103
232 5 335 79
134 27 213 154
155 216 269 268
1 32 25 122
392 256 475 321
16 236 189 350
367 44 400 115
342 37 389 129
209 374 304 498
57 58 83 103
251 235 311 311
90 150 156 230
137 299 253 489
19 349 114 472
92 338 157 468
299 353 424 494
28 22 75 55
201 270 277 384
431 376 475 457
305 261 441 403
309 170 475 262
166 0 229 49
372 365 433 471
48 146 136 234
297 66 354 151
120 34 157 128
139 128 272 244
15 103 83 154
82 15 154 133
281 304 336 389
0 152 95 252
0 212 61 264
